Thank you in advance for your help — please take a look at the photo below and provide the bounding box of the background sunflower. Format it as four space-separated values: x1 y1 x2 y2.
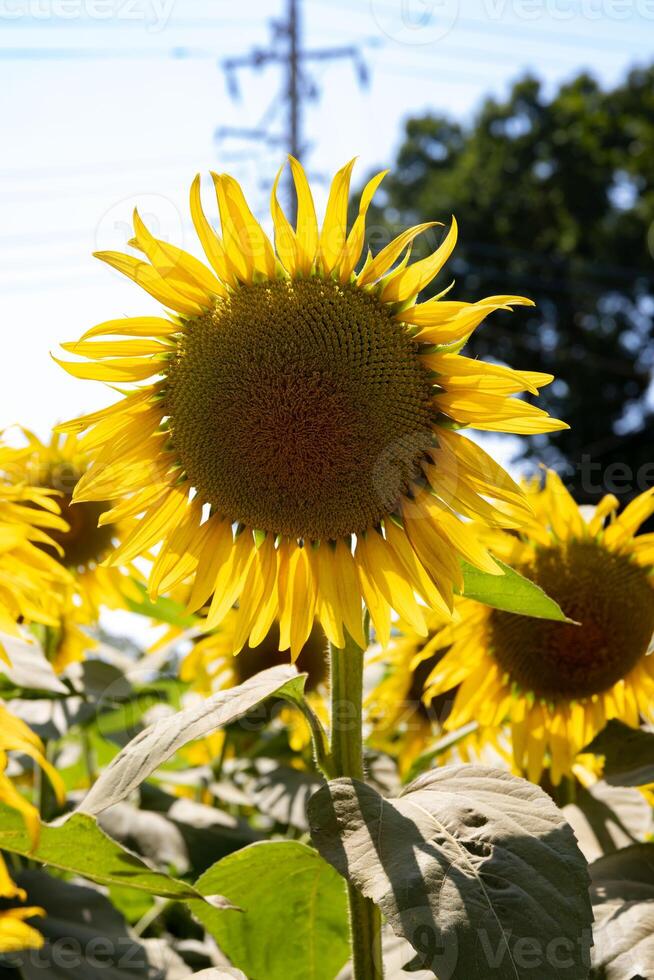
424 471 654 784
0 459 71 645
367 612 508 776
0 484 67 954
0 429 142 620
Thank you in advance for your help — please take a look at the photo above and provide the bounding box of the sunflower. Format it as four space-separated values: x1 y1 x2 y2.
424 470 654 785
0 430 142 619
181 613 329 752
56 159 565 656
0 465 71 644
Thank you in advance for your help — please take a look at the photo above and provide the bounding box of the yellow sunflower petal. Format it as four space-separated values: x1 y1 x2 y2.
132 209 225 301
338 169 387 282
605 487 654 545
190 174 238 288
79 316 179 342
289 155 319 274
94 251 205 316
380 217 458 304
319 157 357 274
213 173 276 282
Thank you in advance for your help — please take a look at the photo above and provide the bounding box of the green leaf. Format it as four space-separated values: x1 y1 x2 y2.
190 841 350 980
589 843 654 978
308 766 592 979
79 665 307 816
0 803 225 905
125 579 198 628
459 558 571 620
584 719 654 787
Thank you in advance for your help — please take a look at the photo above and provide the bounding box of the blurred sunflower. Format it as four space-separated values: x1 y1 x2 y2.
367 611 497 774
0 705 64 844
424 471 654 784
181 613 329 752
0 706 66 952
0 466 71 644
0 463 67 950
57 158 565 655
0 430 141 619
367 610 452 769
0 878 44 954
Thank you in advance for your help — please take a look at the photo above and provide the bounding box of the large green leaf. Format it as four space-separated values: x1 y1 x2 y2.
584 719 654 787
190 841 350 980
79 665 306 816
459 558 570 620
308 766 592 979
0 803 223 905
589 843 654 978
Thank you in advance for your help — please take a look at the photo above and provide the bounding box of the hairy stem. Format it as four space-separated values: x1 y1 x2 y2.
329 628 383 980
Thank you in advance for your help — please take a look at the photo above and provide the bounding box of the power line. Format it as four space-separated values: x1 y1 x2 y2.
218 0 369 220
0 153 200 181
0 46 211 59
310 0 653 52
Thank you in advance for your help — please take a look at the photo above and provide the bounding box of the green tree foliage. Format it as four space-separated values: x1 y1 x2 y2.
368 67 654 502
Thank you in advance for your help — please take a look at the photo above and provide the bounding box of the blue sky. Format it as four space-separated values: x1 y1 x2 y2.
1 0 653 460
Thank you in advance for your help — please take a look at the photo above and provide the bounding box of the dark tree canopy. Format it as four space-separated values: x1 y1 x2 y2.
367 67 654 503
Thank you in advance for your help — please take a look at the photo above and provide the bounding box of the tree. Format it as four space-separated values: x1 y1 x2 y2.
367 67 654 503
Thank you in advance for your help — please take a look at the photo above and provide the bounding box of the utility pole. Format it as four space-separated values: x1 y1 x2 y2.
218 0 368 222
287 0 300 167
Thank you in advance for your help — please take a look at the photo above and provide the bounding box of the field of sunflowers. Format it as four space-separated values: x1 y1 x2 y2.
0 157 653 980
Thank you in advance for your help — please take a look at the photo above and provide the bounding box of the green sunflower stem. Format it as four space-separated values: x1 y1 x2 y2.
329 627 383 980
